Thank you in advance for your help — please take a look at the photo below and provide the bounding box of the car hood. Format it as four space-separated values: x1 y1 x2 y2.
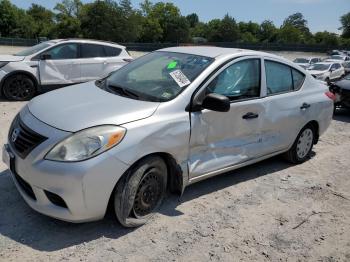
0 55 25 62
307 70 327 75
334 79 350 90
28 82 160 132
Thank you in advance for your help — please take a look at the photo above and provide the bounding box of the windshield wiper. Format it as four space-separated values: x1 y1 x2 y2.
107 84 140 99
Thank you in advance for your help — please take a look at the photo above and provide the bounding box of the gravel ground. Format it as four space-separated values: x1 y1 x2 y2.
0 46 349 262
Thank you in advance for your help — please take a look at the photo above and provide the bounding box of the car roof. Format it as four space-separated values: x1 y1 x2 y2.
158 46 281 60
315 62 335 65
53 38 125 49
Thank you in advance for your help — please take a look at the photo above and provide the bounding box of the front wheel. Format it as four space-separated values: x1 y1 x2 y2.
114 156 167 227
284 125 315 164
2 74 36 101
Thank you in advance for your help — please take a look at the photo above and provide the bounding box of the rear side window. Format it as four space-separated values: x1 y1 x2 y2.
292 69 305 90
104 46 122 56
265 60 305 95
81 44 106 58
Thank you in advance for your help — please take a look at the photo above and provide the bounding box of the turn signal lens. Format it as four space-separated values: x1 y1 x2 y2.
325 91 336 101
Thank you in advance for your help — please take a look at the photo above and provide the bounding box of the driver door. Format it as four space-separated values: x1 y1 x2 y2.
38 43 81 86
189 57 266 179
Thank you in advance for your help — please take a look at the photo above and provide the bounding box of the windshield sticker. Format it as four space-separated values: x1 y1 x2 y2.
169 70 191 88
161 92 172 99
167 61 178 69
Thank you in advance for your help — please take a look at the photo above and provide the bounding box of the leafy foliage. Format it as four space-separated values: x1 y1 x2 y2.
0 0 348 47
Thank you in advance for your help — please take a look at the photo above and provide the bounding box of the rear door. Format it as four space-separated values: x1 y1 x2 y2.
189 57 265 179
38 43 80 85
79 43 107 81
258 59 310 155
79 43 128 81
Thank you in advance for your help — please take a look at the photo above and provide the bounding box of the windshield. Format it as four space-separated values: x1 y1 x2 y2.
294 58 310 63
308 64 330 71
100 51 214 102
14 42 52 56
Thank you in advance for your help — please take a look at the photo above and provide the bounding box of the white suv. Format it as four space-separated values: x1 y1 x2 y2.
307 62 345 82
0 39 133 100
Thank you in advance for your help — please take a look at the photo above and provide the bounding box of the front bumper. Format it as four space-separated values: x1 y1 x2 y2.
2 108 130 223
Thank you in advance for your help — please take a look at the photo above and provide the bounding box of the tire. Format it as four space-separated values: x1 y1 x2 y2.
114 156 167 227
2 74 36 101
284 125 315 164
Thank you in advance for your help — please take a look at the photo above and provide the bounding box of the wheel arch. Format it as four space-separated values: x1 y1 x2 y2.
307 120 319 144
0 70 39 95
105 152 185 217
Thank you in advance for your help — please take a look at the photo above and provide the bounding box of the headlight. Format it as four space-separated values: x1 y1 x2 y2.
45 125 126 162
0 62 9 68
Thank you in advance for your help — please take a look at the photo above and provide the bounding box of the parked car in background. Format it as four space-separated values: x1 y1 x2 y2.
0 39 132 101
2 47 334 227
328 50 343 56
324 55 350 63
293 57 322 69
307 62 345 82
329 75 350 111
343 61 350 74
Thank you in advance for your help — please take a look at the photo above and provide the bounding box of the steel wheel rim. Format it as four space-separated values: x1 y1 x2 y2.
133 168 163 218
6 77 32 100
296 128 313 159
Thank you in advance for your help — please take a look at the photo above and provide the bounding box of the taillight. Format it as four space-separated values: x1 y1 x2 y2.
325 91 336 101
123 58 133 62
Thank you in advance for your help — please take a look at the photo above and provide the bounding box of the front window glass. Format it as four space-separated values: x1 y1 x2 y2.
101 51 213 102
207 59 261 100
308 64 330 71
44 43 78 60
14 42 52 56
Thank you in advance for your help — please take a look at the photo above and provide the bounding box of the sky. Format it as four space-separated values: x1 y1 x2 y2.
11 0 350 34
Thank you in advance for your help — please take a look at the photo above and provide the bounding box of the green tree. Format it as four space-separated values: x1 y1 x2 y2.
277 25 303 44
207 15 239 42
186 13 199 28
283 12 310 34
0 0 20 37
259 20 277 42
314 31 339 46
27 4 55 38
340 12 350 38
54 0 83 38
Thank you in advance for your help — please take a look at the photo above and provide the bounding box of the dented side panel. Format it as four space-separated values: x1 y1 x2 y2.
189 100 266 178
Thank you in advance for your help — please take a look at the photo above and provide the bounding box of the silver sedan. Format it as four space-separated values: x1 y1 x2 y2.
2 47 334 227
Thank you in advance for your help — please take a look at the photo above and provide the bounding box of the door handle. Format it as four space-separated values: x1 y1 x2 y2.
242 112 259 119
300 103 311 110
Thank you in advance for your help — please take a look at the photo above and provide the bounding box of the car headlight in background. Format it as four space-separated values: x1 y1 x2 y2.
0 62 9 68
45 125 126 162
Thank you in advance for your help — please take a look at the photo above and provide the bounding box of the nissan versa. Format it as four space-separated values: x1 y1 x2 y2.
2 47 334 227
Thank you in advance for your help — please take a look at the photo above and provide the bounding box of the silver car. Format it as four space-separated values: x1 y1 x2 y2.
2 47 334 227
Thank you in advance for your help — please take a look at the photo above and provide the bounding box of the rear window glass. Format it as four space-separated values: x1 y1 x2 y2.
292 69 305 90
104 46 122 56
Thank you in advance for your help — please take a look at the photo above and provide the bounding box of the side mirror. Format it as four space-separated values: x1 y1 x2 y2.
201 93 230 112
40 53 51 60
329 69 334 72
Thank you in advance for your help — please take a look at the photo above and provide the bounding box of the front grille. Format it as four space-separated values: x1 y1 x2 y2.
9 115 47 159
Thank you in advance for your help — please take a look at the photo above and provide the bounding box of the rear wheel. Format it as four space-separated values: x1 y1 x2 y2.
284 125 315 164
114 156 167 227
2 74 36 101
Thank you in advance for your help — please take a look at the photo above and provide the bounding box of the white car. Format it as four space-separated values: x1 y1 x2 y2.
293 57 322 69
324 55 350 63
307 62 345 82
0 39 132 101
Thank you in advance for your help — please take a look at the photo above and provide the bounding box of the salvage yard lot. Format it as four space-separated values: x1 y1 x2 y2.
0 47 350 261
